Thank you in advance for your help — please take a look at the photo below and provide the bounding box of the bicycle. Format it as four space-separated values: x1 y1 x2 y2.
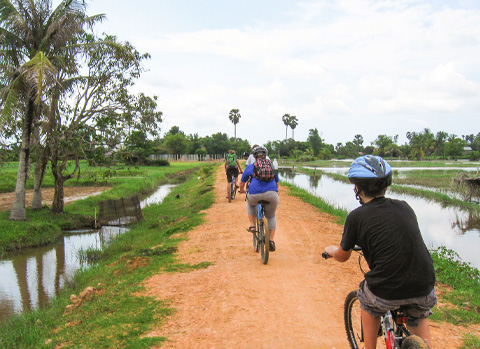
322 247 429 349
252 200 269 264
228 174 237 203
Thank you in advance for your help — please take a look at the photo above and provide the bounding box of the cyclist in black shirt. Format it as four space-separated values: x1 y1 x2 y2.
324 155 436 349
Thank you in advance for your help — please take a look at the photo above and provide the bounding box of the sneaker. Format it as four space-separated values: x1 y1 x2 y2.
269 241 276 252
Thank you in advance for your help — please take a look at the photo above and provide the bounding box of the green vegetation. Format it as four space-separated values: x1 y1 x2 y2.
430 247 480 326
0 162 210 257
0 164 216 348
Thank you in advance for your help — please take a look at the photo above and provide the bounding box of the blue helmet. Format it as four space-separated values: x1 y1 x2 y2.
348 155 392 191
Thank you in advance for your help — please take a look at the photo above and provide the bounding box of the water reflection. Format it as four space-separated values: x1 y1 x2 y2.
279 169 480 270
0 184 175 322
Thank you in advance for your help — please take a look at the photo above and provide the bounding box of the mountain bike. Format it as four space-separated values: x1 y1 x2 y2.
252 200 269 264
322 247 429 349
228 174 237 203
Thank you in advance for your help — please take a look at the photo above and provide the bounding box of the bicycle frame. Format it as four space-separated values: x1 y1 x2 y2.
228 174 237 203
324 248 427 349
256 202 269 264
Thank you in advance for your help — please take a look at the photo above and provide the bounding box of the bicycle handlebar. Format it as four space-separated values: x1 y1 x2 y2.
322 246 362 260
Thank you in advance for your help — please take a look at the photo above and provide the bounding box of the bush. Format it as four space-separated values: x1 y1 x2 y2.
145 159 170 167
469 151 480 161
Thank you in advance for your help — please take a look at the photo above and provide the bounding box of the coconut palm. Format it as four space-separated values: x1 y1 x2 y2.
282 113 291 140
0 0 104 220
289 115 298 140
228 108 241 141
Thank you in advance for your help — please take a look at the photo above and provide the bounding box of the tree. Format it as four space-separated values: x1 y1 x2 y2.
203 132 230 154
353 134 364 154
282 113 291 140
47 35 156 213
373 135 397 157
0 0 104 220
162 133 188 155
434 131 449 159
307 128 323 156
228 108 241 141
445 135 465 161
289 115 298 140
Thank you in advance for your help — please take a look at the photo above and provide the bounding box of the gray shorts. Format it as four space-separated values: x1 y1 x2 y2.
357 280 437 327
246 191 279 230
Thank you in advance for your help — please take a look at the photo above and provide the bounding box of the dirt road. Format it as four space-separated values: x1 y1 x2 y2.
142 166 468 348
0 187 109 212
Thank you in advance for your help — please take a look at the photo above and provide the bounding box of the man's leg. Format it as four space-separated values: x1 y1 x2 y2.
408 318 432 348
361 309 381 349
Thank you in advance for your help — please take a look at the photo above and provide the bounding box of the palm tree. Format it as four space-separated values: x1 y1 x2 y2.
228 108 241 141
289 115 298 140
282 113 291 140
0 0 104 220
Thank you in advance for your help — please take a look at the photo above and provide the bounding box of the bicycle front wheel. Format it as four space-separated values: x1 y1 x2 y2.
344 290 363 349
401 335 429 349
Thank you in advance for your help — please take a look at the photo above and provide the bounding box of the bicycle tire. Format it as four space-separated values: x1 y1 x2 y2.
401 335 429 349
259 219 269 264
253 218 259 252
344 290 363 349
228 183 232 203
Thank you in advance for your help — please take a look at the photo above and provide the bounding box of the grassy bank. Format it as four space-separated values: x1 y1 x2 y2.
284 183 480 348
0 164 217 348
0 162 211 257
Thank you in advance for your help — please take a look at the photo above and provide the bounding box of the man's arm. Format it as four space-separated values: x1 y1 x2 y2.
324 245 352 262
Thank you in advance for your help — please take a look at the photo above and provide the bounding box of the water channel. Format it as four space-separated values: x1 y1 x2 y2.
0 184 176 322
280 168 480 271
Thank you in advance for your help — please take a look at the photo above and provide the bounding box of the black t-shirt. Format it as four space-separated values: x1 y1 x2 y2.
340 197 435 300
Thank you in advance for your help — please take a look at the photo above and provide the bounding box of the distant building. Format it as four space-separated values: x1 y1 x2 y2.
463 146 473 155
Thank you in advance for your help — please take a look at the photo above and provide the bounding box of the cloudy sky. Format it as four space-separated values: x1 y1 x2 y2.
82 0 480 147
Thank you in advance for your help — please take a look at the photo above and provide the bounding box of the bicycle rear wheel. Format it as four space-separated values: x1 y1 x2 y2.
344 290 363 349
228 183 232 203
401 335 429 349
253 218 259 252
259 219 269 264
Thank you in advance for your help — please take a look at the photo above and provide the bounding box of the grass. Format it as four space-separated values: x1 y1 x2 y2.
430 247 480 325
0 164 217 348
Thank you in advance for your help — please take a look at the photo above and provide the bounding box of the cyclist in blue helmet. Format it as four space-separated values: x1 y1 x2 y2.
324 155 436 348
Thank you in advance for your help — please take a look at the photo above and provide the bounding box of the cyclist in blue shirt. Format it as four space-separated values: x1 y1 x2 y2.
324 155 436 348
239 146 279 252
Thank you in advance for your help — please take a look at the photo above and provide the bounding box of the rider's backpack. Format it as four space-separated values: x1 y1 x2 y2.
253 158 275 181
226 153 238 169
